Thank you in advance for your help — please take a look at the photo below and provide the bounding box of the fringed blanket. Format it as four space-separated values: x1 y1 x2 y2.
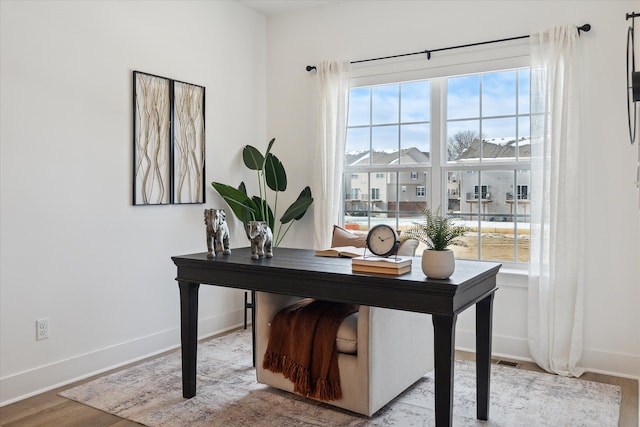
262 298 358 401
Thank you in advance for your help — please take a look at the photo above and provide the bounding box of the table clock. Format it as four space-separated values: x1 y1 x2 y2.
365 224 399 257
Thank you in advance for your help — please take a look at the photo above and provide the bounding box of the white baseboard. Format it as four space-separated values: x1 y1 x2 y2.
455 328 531 361
0 311 245 407
579 347 640 380
456 328 640 379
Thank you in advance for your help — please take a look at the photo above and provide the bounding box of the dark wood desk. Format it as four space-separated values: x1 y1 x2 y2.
172 248 500 427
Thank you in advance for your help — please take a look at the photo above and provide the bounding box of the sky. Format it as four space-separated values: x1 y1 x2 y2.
346 69 531 156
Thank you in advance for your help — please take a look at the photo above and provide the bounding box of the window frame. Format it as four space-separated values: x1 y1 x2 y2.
344 55 531 270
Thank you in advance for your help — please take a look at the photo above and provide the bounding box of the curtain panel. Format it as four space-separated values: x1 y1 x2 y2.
312 61 350 249
528 25 586 377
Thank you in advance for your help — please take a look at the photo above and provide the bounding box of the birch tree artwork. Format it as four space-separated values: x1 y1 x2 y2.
134 72 170 205
132 71 205 205
173 81 205 204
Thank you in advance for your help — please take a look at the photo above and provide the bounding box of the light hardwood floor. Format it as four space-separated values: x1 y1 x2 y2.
1 335 637 427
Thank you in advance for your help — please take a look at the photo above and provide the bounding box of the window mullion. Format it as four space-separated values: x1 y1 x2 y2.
431 78 443 210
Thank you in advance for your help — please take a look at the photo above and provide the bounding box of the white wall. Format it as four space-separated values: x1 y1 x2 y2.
264 0 640 378
0 0 267 404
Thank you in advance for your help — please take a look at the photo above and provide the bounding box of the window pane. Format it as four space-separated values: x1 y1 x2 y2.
397 170 429 233
447 169 531 262
482 118 517 161
482 118 516 141
372 84 399 125
482 70 517 117
372 125 398 164
401 81 430 122
448 75 480 119
400 123 430 161
518 69 530 114
514 169 530 262
344 171 430 233
346 127 370 156
344 172 369 226
517 116 531 160
348 87 371 126
447 121 479 162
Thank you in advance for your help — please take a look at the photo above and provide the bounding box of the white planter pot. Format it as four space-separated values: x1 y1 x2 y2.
421 248 455 279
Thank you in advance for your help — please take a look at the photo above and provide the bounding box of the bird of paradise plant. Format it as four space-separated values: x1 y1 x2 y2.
211 138 313 247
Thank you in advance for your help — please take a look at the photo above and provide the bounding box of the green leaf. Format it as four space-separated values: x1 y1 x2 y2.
280 187 314 224
264 137 276 158
401 207 468 250
264 153 287 192
211 182 257 222
238 182 247 195
242 145 264 171
251 196 274 229
293 186 312 220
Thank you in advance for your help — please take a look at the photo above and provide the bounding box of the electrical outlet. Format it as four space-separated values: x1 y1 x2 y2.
36 318 49 340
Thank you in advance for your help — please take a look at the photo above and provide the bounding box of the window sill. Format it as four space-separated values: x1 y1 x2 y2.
497 266 529 288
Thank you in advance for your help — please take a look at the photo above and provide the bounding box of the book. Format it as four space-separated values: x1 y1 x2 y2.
351 263 412 275
314 246 367 258
351 256 412 268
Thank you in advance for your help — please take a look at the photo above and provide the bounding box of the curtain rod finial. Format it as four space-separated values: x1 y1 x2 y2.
578 23 591 33
306 65 317 72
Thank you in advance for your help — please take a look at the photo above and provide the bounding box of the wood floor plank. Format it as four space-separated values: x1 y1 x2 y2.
2 399 128 427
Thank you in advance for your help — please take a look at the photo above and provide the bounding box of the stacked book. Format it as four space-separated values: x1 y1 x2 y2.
351 256 412 275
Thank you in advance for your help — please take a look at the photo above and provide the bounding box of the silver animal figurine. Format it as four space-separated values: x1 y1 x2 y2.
204 209 231 258
247 221 273 259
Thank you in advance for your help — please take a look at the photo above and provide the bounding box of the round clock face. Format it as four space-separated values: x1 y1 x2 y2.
366 224 399 257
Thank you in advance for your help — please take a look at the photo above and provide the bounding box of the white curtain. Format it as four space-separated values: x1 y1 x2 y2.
528 25 585 377
312 60 350 249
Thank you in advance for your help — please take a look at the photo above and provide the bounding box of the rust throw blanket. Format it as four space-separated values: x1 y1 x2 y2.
262 298 358 401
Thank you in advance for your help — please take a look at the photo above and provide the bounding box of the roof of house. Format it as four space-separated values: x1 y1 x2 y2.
345 138 529 166
345 146 430 166
457 138 531 160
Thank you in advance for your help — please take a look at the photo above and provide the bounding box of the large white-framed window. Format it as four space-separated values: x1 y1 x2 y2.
343 63 531 266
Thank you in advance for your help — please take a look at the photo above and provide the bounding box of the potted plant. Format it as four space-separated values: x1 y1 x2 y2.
211 138 313 247
401 207 468 279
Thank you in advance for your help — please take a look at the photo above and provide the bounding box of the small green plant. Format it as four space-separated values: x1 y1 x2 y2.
402 207 468 251
211 138 313 247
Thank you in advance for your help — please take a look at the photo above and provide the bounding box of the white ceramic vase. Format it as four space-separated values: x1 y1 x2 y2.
421 248 455 279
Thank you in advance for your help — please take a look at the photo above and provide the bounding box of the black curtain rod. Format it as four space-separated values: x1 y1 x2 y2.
306 23 591 72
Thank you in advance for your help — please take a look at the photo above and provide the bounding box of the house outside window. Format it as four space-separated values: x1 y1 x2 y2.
343 66 531 264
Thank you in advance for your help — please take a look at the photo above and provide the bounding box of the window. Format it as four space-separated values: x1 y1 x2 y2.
344 68 531 264
517 185 528 200
473 185 489 200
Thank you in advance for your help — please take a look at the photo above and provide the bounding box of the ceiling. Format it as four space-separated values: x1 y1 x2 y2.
236 0 337 16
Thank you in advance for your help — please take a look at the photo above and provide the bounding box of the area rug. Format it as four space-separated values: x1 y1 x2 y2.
59 329 621 426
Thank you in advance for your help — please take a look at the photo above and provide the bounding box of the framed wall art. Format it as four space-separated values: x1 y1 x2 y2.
132 71 205 205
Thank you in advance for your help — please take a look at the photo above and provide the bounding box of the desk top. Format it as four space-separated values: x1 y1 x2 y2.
172 247 501 316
